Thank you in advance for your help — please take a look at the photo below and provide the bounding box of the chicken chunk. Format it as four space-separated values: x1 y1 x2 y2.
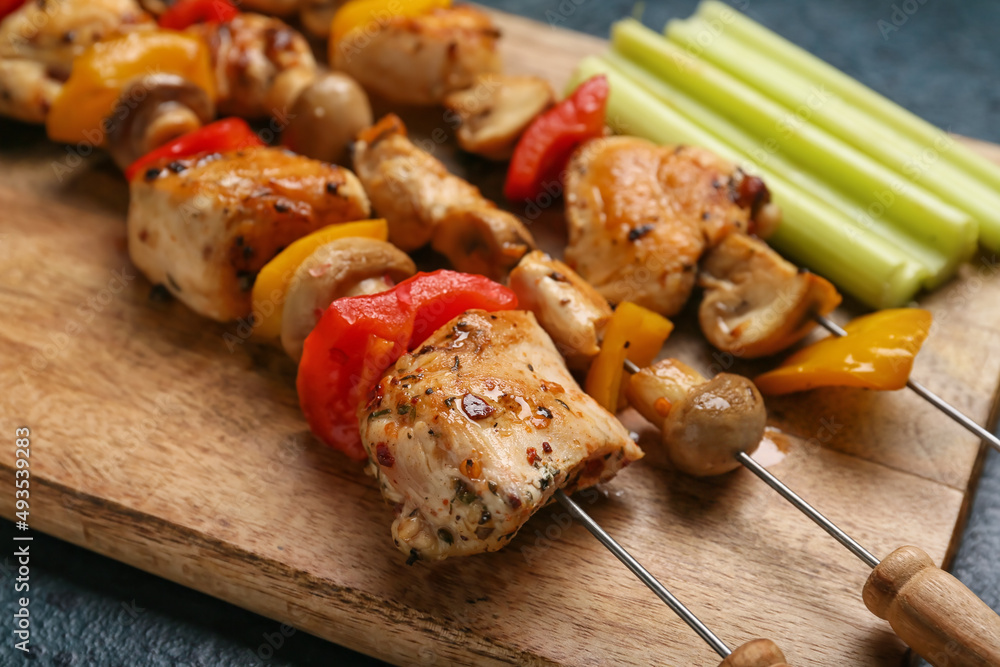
443 74 554 160
353 114 534 280
564 137 772 317
508 251 612 370
127 146 370 321
188 13 316 118
0 0 150 123
699 233 841 358
359 309 643 561
332 5 501 106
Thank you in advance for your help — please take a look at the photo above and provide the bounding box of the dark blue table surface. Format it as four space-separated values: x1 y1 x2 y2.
2 1 999 665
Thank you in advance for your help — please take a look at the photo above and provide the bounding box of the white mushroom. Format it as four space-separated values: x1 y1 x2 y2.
281 237 415 360
626 359 766 476
507 250 612 370
105 74 215 171
699 233 841 359
443 74 554 160
281 71 373 166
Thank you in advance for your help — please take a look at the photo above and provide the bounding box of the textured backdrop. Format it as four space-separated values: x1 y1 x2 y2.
1 0 997 665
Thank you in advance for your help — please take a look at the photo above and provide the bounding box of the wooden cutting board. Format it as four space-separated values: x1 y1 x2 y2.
2 9 999 666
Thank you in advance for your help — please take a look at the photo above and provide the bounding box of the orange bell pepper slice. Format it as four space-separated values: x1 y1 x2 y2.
329 0 450 50
46 31 215 145
585 302 674 413
754 308 932 395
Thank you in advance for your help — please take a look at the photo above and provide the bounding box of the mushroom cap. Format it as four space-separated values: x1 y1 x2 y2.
282 71 373 166
281 237 415 360
105 73 215 171
443 74 554 161
662 373 766 477
699 233 841 359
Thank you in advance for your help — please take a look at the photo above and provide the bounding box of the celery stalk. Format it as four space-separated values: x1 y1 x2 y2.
667 14 1000 252
568 57 927 309
600 51 952 287
693 1 1000 198
610 19 977 264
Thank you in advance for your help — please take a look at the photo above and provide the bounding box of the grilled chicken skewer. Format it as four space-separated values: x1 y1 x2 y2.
624 358 1000 667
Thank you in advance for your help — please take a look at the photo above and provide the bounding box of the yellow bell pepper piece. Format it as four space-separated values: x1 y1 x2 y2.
46 31 215 145
754 308 932 395
585 302 674 413
251 219 388 339
329 0 450 49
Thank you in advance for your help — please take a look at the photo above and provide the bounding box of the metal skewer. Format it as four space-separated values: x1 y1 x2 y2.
814 314 1000 454
624 357 880 569
622 359 1000 665
554 490 732 659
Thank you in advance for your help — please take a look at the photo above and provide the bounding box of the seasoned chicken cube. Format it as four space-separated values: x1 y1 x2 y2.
564 137 772 317
508 251 612 370
359 309 643 561
0 0 151 123
188 13 316 118
127 146 370 321
331 5 501 106
699 232 841 358
354 114 534 279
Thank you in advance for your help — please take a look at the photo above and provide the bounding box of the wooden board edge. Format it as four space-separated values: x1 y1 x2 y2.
0 467 560 667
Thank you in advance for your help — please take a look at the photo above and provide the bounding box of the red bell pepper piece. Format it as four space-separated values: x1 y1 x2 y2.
0 0 26 23
124 117 264 181
297 270 518 460
158 0 239 30
503 74 608 202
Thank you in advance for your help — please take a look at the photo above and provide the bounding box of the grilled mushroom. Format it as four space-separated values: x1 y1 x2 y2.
106 74 215 171
299 0 343 37
443 74 554 160
281 237 415 360
698 233 841 359
626 359 766 476
281 71 372 165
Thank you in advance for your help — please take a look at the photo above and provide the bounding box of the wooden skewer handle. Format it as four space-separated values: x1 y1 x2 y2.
717 639 790 666
862 546 1000 667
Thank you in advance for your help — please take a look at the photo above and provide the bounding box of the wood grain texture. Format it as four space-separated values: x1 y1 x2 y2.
1 9 999 666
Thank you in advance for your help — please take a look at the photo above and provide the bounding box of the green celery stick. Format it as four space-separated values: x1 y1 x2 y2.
667 14 1000 252
694 1 1000 197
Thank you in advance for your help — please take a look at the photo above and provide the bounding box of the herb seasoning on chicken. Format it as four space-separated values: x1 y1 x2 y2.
359 309 642 561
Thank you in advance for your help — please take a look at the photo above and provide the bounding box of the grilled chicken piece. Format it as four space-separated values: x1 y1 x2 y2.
564 137 774 317
699 233 841 358
626 358 765 477
0 0 150 123
354 114 534 280
127 146 370 321
508 251 612 371
188 13 316 119
332 5 501 106
360 309 643 561
443 74 554 160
